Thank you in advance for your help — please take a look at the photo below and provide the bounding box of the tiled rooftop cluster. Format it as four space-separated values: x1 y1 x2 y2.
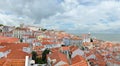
0 24 120 66
83 41 120 66
47 46 88 66
0 36 31 66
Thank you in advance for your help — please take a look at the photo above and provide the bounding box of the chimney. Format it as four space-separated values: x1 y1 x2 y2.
25 56 29 66
66 51 71 65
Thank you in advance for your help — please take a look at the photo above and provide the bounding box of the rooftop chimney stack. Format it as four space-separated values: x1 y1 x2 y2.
25 56 29 66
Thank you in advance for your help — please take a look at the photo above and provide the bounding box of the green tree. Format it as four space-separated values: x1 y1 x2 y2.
38 28 41 31
31 49 50 64
0 24 4 26
20 38 23 42
36 58 44 64
42 48 50 63
41 28 47 31
32 51 37 60
15 27 21 29
81 46 85 50
90 38 93 42
0 29 2 32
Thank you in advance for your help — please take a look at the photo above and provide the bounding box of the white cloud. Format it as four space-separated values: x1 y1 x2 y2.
0 0 120 33
0 13 34 26
40 0 120 33
0 0 63 24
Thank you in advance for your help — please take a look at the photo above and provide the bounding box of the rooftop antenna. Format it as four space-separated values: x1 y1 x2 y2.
88 32 91 35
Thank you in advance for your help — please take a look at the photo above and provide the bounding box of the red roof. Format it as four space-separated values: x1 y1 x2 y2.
41 41 60 45
0 43 30 59
0 59 25 66
0 46 9 52
71 55 88 66
0 36 19 43
61 46 70 51
33 46 44 51
0 43 30 66
69 46 79 52
7 50 30 59
47 52 69 66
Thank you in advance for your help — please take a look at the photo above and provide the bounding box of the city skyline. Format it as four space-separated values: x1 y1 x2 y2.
0 0 120 33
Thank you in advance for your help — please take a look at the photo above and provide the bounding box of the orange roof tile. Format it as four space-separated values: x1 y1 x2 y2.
69 46 79 52
0 58 6 66
71 36 82 40
7 50 30 59
2 59 25 66
50 47 60 52
95 53 104 61
41 41 60 45
108 59 120 65
61 46 70 51
0 36 19 43
33 46 44 51
0 46 9 52
0 43 31 59
47 52 69 66
71 55 88 66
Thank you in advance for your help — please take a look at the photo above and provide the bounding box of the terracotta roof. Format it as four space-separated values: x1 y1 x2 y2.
0 58 6 66
0 43 30 66
95 53 104 61
90 59 106 66
71 55 88 66
47 52 69 66
83 42 92 46
0 43 30 58
0 36 19 43
61 46 70 51
50 47 60 52
2 59 25 66
7 50 30 59
33 39 40 42
41 41 60 45
71 36 82 40
15 27 30 31
85 52 94 57
0 46 9 52
33 46 44 51
69 46 79 52
42 38 53 40
108 59 120 65
28 36 36 38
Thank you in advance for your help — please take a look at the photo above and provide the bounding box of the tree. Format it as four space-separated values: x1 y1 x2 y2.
41 28 47 31
61 45 65 46
89 62 94 66
20 38 23 42
38 28 41 31
42 49 50 63
81 46 85 50
36 58 44 64
31 49 50 64
15 27 21 29
0 29 2 32
0 24 3 26
90 38 93 42
32 51 37 60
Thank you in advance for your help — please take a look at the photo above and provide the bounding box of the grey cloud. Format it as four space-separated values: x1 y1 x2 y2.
0 0 63 24
0 0 120 33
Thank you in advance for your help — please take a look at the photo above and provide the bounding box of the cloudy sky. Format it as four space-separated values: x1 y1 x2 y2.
0 0 120 33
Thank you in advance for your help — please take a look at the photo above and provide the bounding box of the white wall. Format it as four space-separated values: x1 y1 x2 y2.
0 52 4 58
71 49 84 58
55 61 67 66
